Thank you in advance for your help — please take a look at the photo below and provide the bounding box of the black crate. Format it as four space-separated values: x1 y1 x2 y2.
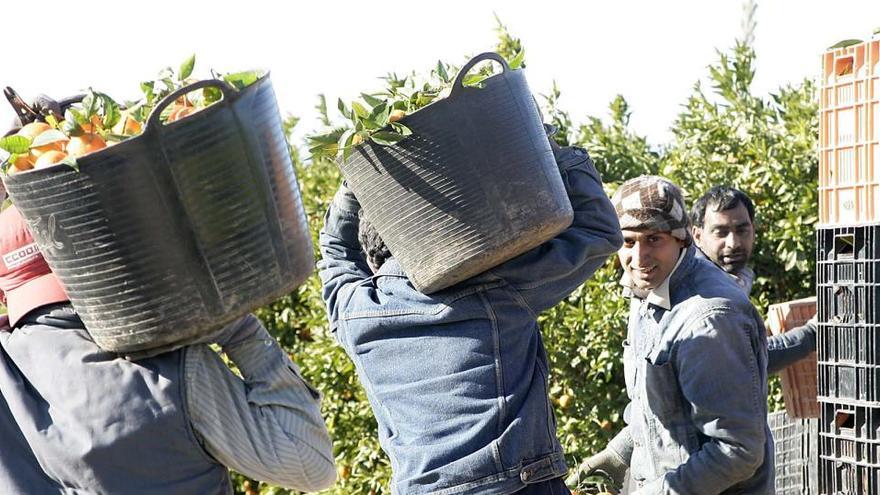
770 410 819 495
818 362 880 404
819 401 880 494
818 323 880 365
817 226 880 325
818 457 880 494
817 226 880 264
817 283 880 324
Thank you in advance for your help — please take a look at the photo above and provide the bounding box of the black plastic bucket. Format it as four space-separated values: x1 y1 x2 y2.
2 74 313 353
339 52 573 293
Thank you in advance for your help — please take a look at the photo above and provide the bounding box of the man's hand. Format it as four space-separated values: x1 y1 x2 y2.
565 447 628 488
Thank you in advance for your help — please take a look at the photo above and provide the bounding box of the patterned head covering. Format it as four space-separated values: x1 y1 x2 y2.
611 175 690 242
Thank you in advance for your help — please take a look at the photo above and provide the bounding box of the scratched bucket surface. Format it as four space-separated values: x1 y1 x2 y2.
2 74 313 353
340 52 573 294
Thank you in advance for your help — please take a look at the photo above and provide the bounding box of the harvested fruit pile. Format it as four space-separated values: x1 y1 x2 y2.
0 55 262 175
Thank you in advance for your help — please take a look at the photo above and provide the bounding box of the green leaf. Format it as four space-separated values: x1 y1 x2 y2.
222 70 262 90
203 86 223 104
30 129 68 148
508 49 525 70
338 129 356 163
140 81 156 105
361 93 384 107
436 61 450 84
0 135 30 154
98 93 121 128
337 98 351 119
370 131 407 146
308 129 345 145
368 101 389 125
316 94 331 126
81 91 98 118
874 26 880 35
337 129 354 151
60 155 79 172
390 123 412 136
351 101 369 119
462 73 488 88
828 39 862 49
179 54 196 80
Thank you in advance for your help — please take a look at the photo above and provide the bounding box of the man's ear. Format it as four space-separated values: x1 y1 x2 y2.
691 226 703 244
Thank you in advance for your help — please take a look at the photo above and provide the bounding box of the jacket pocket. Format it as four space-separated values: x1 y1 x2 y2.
643 360 683 417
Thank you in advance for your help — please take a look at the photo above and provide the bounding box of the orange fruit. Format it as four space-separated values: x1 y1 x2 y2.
17 122 51 140
34 150 68 169
67 134 106 158
558 394 572 409
167 106 196 123
79 115 104 133
388 109 406 123
112 114 142 135
7 154 34 175
29 139 67 161
12 154 34 170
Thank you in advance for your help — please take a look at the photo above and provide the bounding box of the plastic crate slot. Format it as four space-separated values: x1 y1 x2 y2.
837 409 856 430
835 285 856 323
838 233 856 259
838 56 855 77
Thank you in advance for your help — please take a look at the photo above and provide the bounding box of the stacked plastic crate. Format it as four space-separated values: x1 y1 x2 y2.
770 410 820 495
817 38 880 495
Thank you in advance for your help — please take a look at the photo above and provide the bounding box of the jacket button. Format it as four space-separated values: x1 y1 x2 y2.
520 471 530 482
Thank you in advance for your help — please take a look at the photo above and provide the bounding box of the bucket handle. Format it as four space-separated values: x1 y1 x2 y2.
450 52 510 98
145 79 236 131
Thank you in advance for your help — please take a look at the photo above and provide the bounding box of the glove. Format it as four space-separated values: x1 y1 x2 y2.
4 88 81 136
565 447 628 488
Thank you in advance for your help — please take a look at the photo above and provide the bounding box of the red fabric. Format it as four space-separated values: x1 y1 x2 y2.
0 206 68 326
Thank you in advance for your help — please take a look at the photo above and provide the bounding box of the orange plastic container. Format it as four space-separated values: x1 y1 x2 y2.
818 39 880 227
767 297 819 418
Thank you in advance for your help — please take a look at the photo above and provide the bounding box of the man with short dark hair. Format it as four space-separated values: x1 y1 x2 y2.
319 134 622 494
690 185 816 374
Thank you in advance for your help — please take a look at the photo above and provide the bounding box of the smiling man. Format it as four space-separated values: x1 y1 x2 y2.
580 176 773 494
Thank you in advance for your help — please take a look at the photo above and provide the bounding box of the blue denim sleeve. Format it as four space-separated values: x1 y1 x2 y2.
767 321 817 374
317 184 372 330
651 309 768 494
490 146 623 314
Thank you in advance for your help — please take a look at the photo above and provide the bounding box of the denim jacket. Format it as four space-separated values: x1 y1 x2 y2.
693 248 816 375
621 246 774 495
318 146 622 494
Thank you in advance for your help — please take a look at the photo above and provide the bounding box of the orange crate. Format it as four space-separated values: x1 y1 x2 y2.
767 297 818 418
818 39 880 227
